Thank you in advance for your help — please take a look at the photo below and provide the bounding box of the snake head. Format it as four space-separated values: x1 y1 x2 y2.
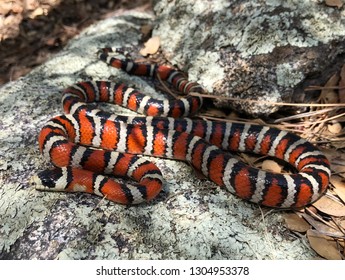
30 168 65 190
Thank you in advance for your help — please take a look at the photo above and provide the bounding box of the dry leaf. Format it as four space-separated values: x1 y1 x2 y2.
332 141 345 150
312 195 345 217
139 36 160 56
332 176 345 203
328 239 345 253
339 64 345 103
325 0 344 8
226 111 240 120
240 153 257 166
339 219 345 232
307 205 318 214
320 148 345 177
284 213 310 232
261 160 282 173
302 213 345 238
29 7 46 18
203 108 228 118
140 24 153 38
327 122 342 134
307 229 342 259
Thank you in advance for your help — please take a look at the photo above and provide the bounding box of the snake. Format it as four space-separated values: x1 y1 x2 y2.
31 47 331 208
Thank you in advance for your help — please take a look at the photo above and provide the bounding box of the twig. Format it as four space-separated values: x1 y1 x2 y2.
305 85 345 91
189 92 345 107
305 207 339 232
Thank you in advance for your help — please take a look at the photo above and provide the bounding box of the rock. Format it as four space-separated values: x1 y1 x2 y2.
153 0 345 116
0 11 316 259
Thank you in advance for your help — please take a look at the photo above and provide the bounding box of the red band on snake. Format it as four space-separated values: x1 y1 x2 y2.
31 47 331 208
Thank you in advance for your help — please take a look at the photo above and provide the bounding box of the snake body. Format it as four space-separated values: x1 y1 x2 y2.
31 48 331 208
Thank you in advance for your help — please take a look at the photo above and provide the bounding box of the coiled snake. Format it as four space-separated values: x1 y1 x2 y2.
31 48 331 208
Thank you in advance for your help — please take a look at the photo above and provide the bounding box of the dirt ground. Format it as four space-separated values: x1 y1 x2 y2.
0 0 151 85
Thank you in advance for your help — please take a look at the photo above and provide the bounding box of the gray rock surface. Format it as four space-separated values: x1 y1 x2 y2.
153 0 345 116
0 11 316 259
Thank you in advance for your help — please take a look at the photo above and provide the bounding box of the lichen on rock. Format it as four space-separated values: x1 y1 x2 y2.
153 0 345 116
